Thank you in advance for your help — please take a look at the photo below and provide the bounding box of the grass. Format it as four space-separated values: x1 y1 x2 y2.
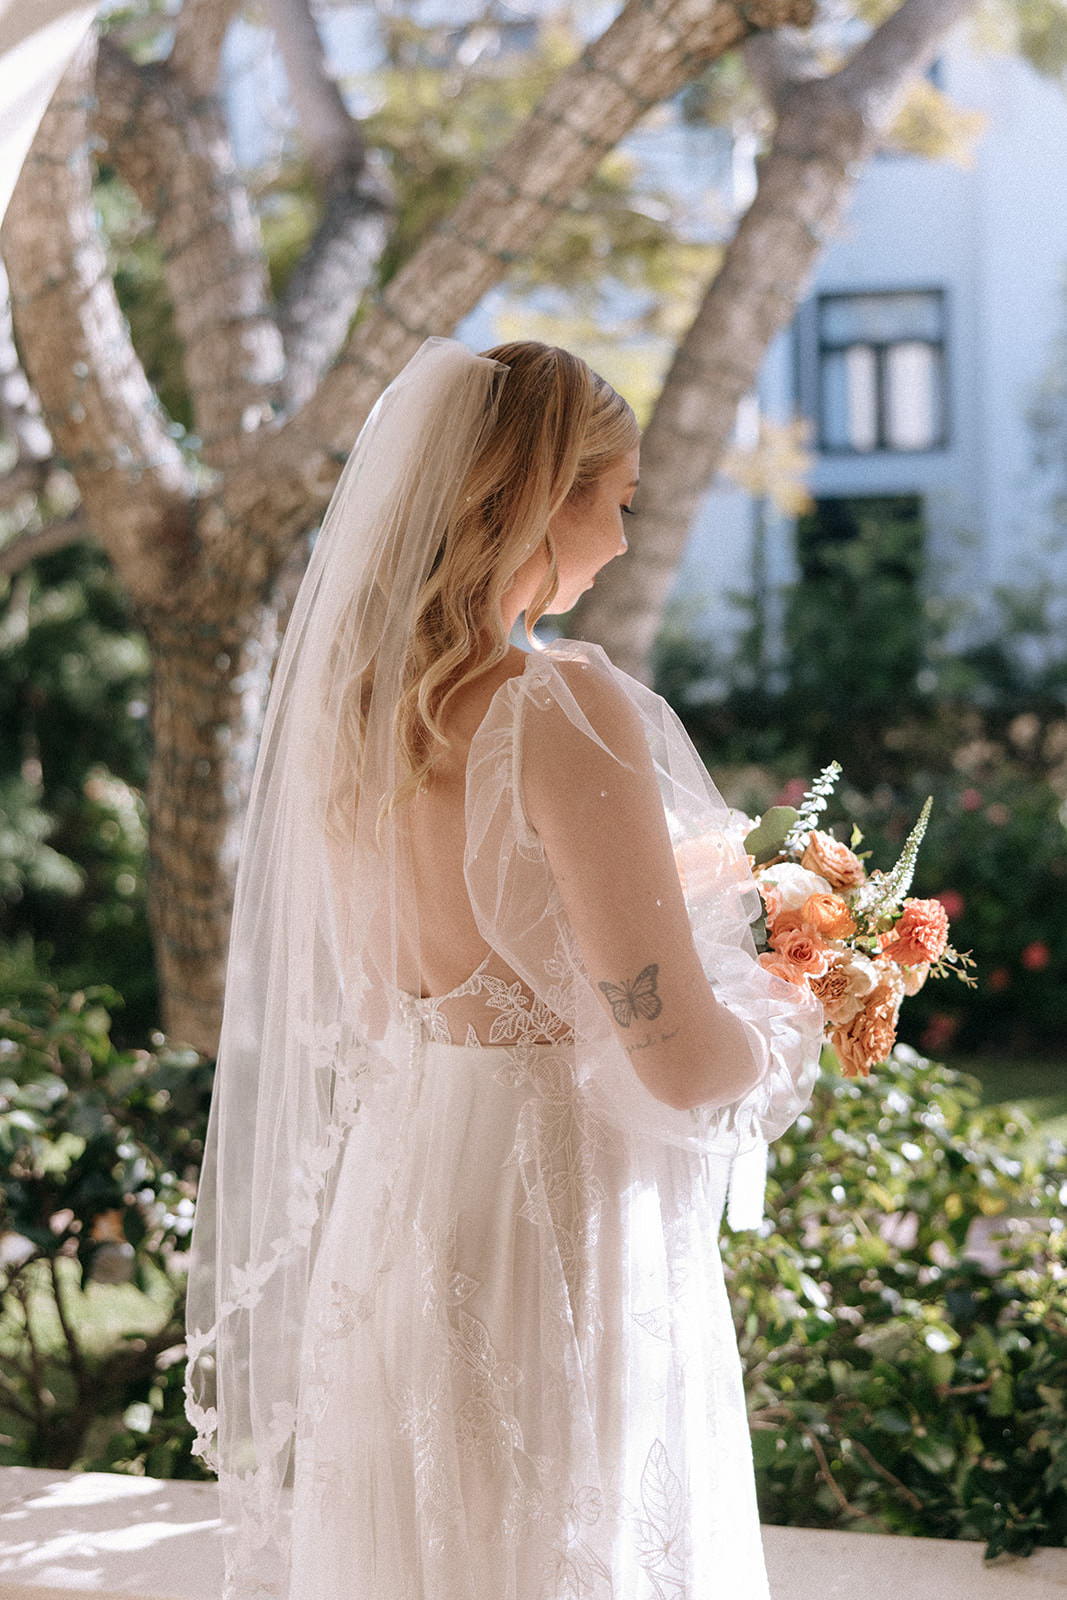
946 1050 1067 1152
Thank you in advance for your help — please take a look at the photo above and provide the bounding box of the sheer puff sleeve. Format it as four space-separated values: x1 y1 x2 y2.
464 640 823 1159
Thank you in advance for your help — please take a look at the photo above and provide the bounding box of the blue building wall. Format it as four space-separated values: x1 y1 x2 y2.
677 32 1067 649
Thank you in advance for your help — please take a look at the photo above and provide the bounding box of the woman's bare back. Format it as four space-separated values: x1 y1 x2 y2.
402 647 529 1000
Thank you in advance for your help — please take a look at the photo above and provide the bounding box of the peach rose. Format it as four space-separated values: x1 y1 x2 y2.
768 925 828 977
832 979 900 1078
800 892 856 941
879 897 949 966
809 951 879 1026
767 907 806 940
802 830 865 890
758 951 811 989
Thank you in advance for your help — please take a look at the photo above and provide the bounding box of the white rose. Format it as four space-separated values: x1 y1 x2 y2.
758 862 832 912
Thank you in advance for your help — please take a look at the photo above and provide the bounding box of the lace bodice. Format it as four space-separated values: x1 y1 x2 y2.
408 955 575 1048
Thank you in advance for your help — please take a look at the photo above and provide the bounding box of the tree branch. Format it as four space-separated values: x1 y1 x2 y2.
94 39 285 469
169 0 241 95
574 0 978 677
0 516 90 579
262 0 366 187
2 35 197 606
804 1424 856 1515
49 1255 89 1394
212 0 816 593
267 0 395 409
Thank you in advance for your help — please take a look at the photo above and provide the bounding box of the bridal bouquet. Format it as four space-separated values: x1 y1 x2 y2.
740 764 974 1078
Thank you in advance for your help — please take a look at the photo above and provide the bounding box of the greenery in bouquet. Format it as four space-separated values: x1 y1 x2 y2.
742 764 975 1077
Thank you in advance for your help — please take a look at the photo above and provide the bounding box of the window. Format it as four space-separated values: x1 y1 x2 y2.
817 291 946 453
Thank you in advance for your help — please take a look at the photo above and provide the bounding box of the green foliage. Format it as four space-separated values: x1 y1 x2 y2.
785 496 928 778
654 513 1067 1054
726 1049 1067 1556
840 757 1067 1056
0 543 155 1036
0 968 212 1472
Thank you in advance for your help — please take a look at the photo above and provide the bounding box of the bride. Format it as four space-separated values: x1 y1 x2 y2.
185 337 823 1599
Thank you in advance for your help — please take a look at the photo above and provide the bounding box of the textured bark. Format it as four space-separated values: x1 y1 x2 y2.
144 609 281 1049
263 0 366 187
2 0 813 1050
1 37 196 605
269 0 395 409
168 0 240 94
94 40 284 467
573 0 980 681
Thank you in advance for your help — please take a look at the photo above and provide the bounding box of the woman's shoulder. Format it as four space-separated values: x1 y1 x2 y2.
512 640 651 774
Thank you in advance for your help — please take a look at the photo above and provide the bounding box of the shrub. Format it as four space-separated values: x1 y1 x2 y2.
3 972 1064 1559
727 1048 1067 1556
0 967 212 1473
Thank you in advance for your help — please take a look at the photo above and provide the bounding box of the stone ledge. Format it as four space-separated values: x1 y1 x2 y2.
0 1467 1064 1598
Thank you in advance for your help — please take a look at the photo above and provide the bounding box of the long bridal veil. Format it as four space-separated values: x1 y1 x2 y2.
184 340 510 1586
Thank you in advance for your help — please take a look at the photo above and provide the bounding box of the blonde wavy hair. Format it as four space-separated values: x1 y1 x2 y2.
348 341 637 822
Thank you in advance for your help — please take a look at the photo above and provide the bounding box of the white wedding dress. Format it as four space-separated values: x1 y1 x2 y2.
268 642 822 1600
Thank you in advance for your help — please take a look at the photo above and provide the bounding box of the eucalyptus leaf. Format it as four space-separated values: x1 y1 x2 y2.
743 806 799 865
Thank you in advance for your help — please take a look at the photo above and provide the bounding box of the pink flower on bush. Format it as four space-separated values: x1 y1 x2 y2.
1021 941 1051 972
776 777 809 807
880 897 950 967
959 787 983 812
934 889 965 921
987 966 1011 993
920 1012 959 1054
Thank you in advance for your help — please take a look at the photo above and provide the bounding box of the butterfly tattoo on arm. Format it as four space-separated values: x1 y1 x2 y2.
598 964 663 1028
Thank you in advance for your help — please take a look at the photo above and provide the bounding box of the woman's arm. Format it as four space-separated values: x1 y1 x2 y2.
521 661 770 1112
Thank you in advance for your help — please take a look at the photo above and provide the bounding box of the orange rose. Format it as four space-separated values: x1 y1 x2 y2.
769 925 827 976
758 951 811 989
832 979 900 1078
802 830 865 890
800 892 856 941
880 897 949 967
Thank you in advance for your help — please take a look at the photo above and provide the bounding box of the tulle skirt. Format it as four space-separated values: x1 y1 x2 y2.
289 1037 770 1600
